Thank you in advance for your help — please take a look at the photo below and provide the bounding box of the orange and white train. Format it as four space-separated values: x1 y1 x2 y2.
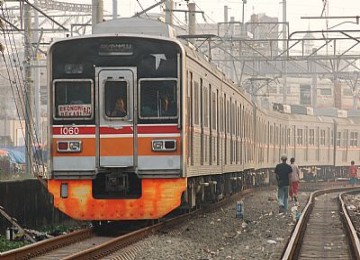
47 18 360 223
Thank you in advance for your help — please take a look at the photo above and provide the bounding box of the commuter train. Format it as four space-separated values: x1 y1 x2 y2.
47 17 360 222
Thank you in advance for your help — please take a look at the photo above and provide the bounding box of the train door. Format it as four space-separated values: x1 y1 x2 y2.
97 68 137 168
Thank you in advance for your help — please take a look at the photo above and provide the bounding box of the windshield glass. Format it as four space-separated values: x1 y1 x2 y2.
139 79 177 119
54 80 92 119
105 80 128 118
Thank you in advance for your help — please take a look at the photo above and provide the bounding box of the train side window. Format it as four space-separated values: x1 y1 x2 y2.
139 79 177 119
226 100 230 134
203 84 209 128
336 132 341 146
297 128 303 145
309 129 315 145
194 81 199 125
320 130 326 145
54 79 93 119
350 132 358 146
219 97 224 132
287 128 291 146
105 80 128 118
211 91 216 131
342 130 348 147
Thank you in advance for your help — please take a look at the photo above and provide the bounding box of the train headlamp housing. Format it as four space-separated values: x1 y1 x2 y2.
57 140 82 152
152 139 176 152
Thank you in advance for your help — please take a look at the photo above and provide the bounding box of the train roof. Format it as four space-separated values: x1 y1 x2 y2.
93 17 177 38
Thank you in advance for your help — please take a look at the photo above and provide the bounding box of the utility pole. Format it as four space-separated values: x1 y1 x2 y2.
242 0 247 36
92 0 104 32
165 0 174 26
282 0 287 103
224 5 228 24
33 0 41 147
112 0 117 19
230 16 235 81
188 2 196 42
311 48 318 108
24 3 34 176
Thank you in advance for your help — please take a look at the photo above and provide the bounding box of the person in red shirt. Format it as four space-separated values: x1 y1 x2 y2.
349 161 358 186
289 157 300 202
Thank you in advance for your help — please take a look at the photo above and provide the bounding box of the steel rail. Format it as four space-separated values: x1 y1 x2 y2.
281 187 360 260
0 228 92 260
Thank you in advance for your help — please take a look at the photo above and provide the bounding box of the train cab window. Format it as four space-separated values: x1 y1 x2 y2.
139 79 177 119
105 80 128 118
54 79 93 119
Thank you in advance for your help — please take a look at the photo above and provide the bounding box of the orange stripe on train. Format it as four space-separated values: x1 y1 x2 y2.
52 137 181 156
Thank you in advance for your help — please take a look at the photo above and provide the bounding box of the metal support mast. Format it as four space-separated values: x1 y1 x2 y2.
33 0 41 147
165 0 174 26
282 0 287 103
92 0 104 32
24 3 33 175
242 0 247 36
112 0 117 20
188 3 196 44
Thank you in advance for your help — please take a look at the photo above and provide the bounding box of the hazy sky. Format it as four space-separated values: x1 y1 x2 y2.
61 0 360 32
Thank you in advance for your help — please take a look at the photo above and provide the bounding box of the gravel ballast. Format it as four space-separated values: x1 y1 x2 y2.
133 187 310 260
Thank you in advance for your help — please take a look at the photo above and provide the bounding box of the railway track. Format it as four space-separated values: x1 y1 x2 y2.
282 187 360 260
0 228 93 259
1 189 254 259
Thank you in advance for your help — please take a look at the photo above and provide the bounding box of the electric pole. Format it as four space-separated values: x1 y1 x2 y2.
33 0 41 148
282 0 287 104
165 0 174 26
113 0 117 19
92 0 104 32
24 3 34 176
188 2 196 43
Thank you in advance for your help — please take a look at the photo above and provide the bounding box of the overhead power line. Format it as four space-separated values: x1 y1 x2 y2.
37 0 92 13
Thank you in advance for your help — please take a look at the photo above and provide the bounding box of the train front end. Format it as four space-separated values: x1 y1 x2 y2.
47 35 186 220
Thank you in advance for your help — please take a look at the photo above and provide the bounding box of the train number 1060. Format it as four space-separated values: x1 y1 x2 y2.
60 127 80 135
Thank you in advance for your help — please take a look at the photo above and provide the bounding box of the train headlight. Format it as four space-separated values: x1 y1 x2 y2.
57 142 68 150
69 141 81 152
57 140 82 152
152 139 176 152
152 140 164 151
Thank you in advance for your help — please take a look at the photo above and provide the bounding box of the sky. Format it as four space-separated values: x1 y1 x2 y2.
89 0 360 32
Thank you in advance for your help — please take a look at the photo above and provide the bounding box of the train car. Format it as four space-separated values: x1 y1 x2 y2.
48 19 187 221
47 17 360 222
47 18 262 222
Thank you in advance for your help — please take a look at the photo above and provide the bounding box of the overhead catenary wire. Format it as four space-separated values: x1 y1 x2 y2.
0 2 46 176
136 0 150 18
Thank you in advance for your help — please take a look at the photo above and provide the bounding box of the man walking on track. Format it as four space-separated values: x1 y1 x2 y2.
275 155 293 214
